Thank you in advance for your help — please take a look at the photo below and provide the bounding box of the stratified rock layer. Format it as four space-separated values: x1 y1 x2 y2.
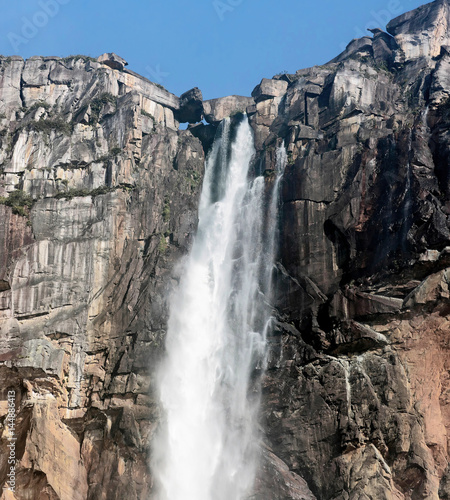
0 55 204 500
2 1 450 499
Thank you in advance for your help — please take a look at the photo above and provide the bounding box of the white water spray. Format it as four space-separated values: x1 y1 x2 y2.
154 117 285 500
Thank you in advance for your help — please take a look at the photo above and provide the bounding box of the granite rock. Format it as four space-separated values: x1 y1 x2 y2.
2 1 450 499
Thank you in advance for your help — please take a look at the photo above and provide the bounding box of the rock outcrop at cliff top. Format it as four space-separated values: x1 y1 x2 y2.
2 0 450 499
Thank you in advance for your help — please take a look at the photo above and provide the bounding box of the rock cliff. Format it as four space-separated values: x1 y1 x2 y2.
2 1 450 498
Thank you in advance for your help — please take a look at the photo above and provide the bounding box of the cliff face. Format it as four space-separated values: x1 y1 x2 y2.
0 56 205 500
256 1 450 497
2 1 450 499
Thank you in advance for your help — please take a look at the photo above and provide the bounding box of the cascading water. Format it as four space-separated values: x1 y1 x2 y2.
154 115 285 500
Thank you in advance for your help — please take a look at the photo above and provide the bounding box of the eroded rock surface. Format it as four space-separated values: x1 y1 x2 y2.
3 1 450 499
203 95 254 125
0 55 203 500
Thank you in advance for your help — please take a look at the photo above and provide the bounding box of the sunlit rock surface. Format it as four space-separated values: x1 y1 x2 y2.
3 1 450 498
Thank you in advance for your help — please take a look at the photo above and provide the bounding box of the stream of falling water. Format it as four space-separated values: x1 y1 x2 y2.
154 116 285 500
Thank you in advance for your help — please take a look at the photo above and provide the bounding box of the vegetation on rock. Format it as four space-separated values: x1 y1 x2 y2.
0 189 34 216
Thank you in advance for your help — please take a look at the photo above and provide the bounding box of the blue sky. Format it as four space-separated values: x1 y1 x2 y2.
0 0 427 100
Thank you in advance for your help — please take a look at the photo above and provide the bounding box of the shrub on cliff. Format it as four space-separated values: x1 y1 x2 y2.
0 189 34 216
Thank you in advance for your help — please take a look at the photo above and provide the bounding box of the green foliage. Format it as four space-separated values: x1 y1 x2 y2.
274 70 289 77
90 186 113 196
0 189 34 216
90 93 117 124
141 109 155 120
185 169 201 191
190 170 201 186
263 169 276 180
356 55 371 64
109 147 122 157
54 185 113 200
158 235 168 253
54 188 89 200
373 61 393 75
28 100 51 113
30 118 73 136
162 197 171 222
95 147 122 163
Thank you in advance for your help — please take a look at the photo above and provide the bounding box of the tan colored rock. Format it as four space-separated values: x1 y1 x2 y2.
404 268 450 308
252 78 288 102
0 53 204 500
336 445 405 499
203 95 254 124
344 290 403 317
20 396 88 500
387 0 450 62
97 52 128 71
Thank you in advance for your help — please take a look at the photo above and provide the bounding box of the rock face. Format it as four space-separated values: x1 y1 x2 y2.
387 0 450 61
203 95 254 124
97 53 128 71
2 1 450 498
0 55 203 500
251 78 289 102
175 87 203 123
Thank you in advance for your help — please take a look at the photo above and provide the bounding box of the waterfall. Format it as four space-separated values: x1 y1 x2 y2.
154 116 285 500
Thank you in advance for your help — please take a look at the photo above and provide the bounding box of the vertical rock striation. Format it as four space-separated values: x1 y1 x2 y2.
2 1 450 498
247 0 450 498
0 55 205 500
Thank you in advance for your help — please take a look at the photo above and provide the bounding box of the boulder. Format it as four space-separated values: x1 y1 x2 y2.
329 320 389 355
175 87 203 123
372 31 396 66
345 291 403 318
251 78 288 102
403 268 450 308
188 122 217 153
20 397 89 500
329 36 373 64
15 339 65 378
203 95 254 124
97 52 128 71
252 449 317 499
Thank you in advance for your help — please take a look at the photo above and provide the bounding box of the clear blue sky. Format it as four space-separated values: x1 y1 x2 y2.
0 0 427 100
